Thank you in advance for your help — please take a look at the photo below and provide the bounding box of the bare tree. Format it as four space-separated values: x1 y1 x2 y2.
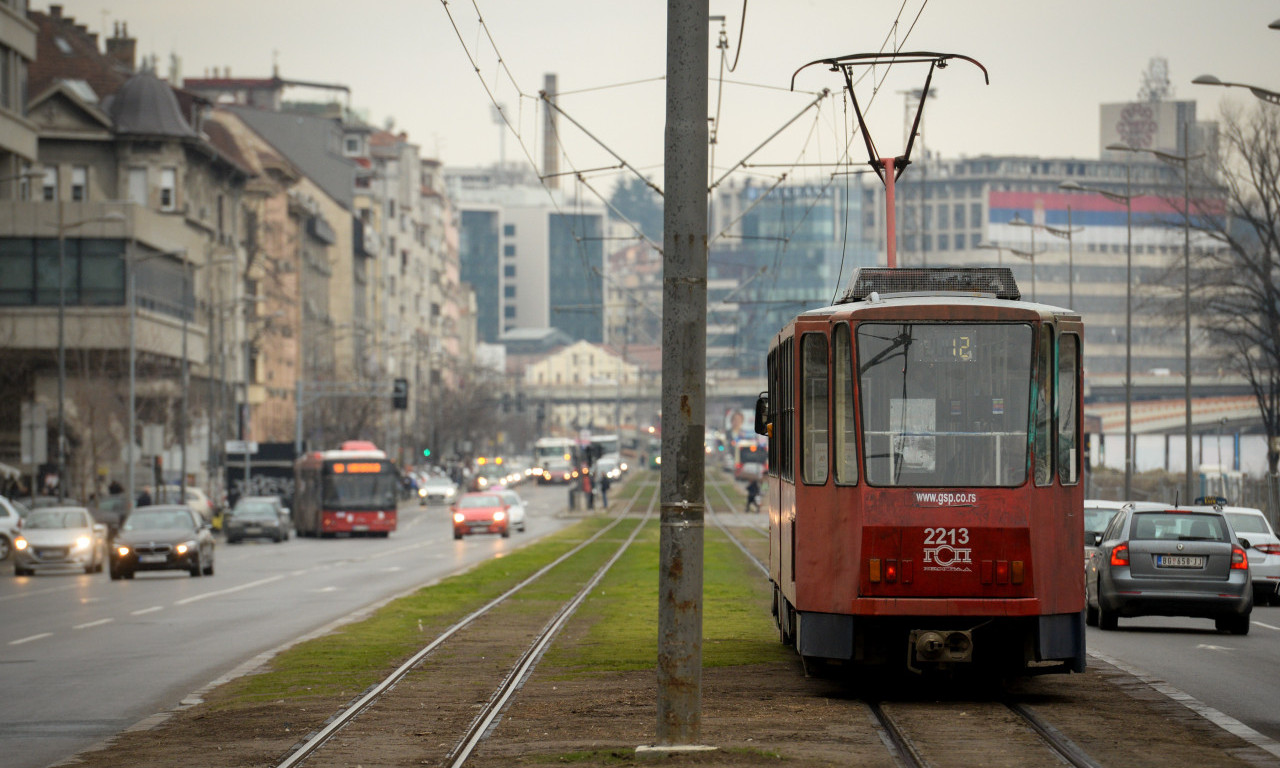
1192 103 1280 519
431 366 504 461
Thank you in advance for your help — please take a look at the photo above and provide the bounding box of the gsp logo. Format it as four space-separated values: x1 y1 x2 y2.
922 527 973 572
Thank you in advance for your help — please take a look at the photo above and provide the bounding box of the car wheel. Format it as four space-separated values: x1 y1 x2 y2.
1216 615 1251 635
203 557 214 576
454 531 464 540
189 555 201 577
1270 590 1280 607
122 570 134 580
0 534 10 560
14 565 31 576
109 566 122 581
1085 602 1099 627
1097 602 1118 631
501 527 510 539
274 533 283 543
84 561 96 574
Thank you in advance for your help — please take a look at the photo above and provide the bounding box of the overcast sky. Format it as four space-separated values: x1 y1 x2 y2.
54 1 1280 192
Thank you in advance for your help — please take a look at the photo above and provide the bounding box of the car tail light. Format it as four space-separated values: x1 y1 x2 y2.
1255 543 1280 555
1231 547 1249 570
1109 542 1130 567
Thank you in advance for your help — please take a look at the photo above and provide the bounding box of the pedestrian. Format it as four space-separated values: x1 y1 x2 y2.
136 486 152 507
583 472 594 510
599 472 611 508
745 479 760 513
108 479 123 495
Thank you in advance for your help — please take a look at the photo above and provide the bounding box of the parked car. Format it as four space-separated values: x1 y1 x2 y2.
500 489 528 533
1086 504 1252 634
451 492 510 540
418 473 459 506
12 506 107 576
16 495 73 510
109 505 215 579
1209 505 1280 606
224 497 289 543
0 495 29 560
154 485 215 524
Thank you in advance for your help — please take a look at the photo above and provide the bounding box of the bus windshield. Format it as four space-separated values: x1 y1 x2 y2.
857 322 1032 487
322 471 398 510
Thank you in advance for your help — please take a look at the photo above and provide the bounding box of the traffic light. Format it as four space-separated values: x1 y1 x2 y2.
392 378 409 410
422 448 432 459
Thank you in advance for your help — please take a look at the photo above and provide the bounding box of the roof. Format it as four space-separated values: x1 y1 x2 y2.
226 105 356 210
106 69 197 138
27 8 132 102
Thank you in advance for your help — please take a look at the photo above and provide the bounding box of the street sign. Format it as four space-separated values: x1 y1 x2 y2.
20 402 47 465
225 440 259 455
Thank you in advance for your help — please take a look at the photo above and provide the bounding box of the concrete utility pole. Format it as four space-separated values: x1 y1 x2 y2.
656 0 708 747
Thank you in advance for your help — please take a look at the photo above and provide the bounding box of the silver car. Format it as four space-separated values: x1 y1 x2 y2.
12 506 108 575
418 473 459 505
1086 504 1252 634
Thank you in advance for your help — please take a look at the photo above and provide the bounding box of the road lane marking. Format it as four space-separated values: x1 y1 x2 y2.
173 574 286 606
131 606 163 616
0 583 79 602
73 618 114 630
1253 621 1280 631
9 633 53 645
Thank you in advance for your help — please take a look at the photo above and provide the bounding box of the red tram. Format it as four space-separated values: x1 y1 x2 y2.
756 268 1085 675
293 441 399 537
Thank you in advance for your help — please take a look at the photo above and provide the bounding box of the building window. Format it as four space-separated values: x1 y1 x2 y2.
345 137 359 154
953 203 964 229
70 166 87 201
504 265 515 278
938 234 950 251
503 243 516 257
160 168 177 210
128 168 146 206
504 305 516 319
504 285 516 298
42 167 57 201
970 202 982 228
503 224 516 237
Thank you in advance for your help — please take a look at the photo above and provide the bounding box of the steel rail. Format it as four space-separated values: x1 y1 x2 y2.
274 488 647 768
1006 701 1104 768
865 702 929 768
705 479 768 577
446 491 659 766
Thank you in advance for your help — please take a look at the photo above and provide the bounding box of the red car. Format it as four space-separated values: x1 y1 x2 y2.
451 492 510 540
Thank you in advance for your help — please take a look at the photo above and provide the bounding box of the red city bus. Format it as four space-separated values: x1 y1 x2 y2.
293 441 399 537
758 268 1085 676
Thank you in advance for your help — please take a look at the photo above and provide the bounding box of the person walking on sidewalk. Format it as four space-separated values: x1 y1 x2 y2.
745 479 761 513
599 472 611 508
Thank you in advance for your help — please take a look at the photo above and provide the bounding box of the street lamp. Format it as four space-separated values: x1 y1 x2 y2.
1061 174 1134 499
1192 74 1280 106
55 207 126 502
1107 134 1204 504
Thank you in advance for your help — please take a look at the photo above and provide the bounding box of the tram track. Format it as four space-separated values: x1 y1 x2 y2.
704 473 1104 768
275 483 659 768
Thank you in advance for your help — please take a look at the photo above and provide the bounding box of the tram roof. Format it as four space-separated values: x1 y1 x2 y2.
796 292 1076 318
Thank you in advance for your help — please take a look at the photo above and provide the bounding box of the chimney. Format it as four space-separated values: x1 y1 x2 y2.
50 5 62 19
105 20 136 71
543 73 559 189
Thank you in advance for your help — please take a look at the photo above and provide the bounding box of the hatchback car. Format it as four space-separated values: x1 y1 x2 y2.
231 495 291 537
1211 505 1280 606
12 506 107 575
224 497 289 543
110 505 215 579
500 490 528 533
418 473 459 506
451 492 510 539
1086 504 1252 634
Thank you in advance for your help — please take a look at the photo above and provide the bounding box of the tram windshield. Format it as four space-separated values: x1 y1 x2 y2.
857 322 1032 487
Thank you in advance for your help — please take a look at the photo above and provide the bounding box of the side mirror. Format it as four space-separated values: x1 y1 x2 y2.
1238 537 1252 550
754 391 770 436
1091 532 1103 546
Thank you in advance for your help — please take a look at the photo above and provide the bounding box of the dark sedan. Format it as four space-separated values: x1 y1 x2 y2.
109 505 215 580
225 498 288 543
1086 504 1252 634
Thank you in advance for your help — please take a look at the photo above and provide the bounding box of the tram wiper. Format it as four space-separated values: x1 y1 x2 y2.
859 329 913 374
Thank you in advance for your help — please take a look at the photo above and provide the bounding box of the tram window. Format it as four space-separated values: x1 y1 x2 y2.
1057 333 1081 484
1034 325 1053 487
833 324 858 484
801 333 829 484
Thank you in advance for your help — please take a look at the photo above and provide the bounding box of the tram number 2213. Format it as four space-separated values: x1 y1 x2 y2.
923 527 970 546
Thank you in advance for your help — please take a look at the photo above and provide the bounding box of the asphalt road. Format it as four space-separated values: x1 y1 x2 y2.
0 481 580 768
1086 605 1280 746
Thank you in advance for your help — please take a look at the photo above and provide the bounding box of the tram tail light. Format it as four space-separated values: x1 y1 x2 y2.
885 559 898 583
1231 546 1249 570
1109 542 1130 567
995 560 1009 584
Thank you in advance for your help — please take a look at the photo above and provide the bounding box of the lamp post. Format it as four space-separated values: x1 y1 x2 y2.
55 207 126 502
1192 74 1280 106
1061 174 1134 499
1106 134 1204 504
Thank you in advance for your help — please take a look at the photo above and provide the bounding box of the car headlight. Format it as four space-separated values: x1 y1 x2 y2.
14 537 27 551
176 542 195 555
418 488 427 497
477 478 488 487
116 545 130 557
494 510 506 521
73 536 91 551
453 512 465 523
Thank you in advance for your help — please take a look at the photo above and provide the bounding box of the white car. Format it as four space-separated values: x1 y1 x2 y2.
0 495 29 560
13 506 108 575
418 474 459 505
1214 505 1280 605
500 490 527 533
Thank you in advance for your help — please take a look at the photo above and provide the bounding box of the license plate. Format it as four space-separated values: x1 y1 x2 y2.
1157 555 1205 568
353 525 369 531
139 554 167 564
